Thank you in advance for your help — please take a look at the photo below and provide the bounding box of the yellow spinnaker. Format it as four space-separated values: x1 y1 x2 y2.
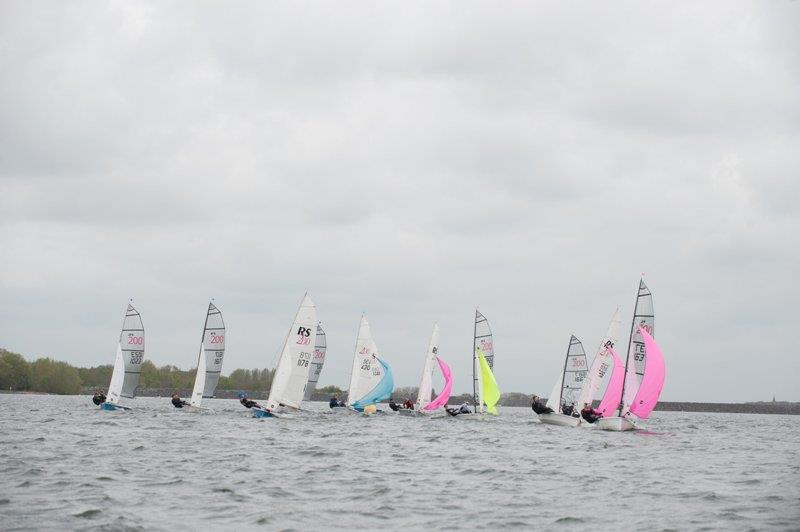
477 347 500 415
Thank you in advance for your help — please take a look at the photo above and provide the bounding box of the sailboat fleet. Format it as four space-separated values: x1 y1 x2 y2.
93 278 666 432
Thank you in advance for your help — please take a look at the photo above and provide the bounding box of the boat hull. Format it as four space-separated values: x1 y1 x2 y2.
397 409 420 417
538 412 581 427
595 416 637 431
100 402 130 411
252 407 276 418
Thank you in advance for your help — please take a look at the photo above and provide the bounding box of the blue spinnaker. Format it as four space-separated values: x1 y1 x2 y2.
351 358 394 411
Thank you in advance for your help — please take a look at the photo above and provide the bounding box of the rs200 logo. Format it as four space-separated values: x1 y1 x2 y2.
296 326 312 345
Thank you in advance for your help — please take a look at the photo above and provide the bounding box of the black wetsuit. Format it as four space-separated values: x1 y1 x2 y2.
172 397 189 408
562 404 574 417
581 408 602 424
92 393 106 406
531 400 554 415
240 397 259 409
389 401 400 411
329 398 342 409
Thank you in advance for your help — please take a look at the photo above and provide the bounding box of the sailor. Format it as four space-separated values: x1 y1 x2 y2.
239 392 261 409
531 395 554 415
562 403 575 417
445 402 472 416
92 390 107 405
403 399 414 410
580 403 602 424
388 398 400 411
329 396 342 409
171 393 189 408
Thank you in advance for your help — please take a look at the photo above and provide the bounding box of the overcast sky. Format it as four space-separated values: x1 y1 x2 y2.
1 2 798 402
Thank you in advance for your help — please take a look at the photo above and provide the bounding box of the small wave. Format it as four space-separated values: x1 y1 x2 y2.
132 445 145 451
554 516 584 524
40 418 55 423
0 498 9 505
96 476 114 482
33 437 45 441
74 508 102 519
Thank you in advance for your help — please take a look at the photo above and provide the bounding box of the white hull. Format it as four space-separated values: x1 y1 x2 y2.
538 412 581 427
397 409 421 417
595 416 637 432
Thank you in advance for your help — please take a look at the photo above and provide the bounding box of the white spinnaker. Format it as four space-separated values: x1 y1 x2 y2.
415 324 440 410
347 316 385 405
107 304 145 403
473 310 494 413
303 324 327 401
190 302 226 407
621 280 655 414
577 308 622 408
266 295 317 410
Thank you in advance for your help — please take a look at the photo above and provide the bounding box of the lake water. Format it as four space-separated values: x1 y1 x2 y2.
1 394 798 531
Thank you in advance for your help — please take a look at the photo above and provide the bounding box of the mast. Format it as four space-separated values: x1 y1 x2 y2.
618 279 643 416
472 309 479 410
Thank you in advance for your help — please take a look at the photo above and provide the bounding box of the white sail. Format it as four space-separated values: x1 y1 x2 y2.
415 324 440 410
473 310 494 413
107 304 145 403
621 280 655 414
266 294 317 411
303 324 327 401
347 316 385 406
545 373 563 411
190 302 226 407
577 308 622 408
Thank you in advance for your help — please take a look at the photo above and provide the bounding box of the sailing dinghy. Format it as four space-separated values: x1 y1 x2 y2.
398 324 454 417
100 303 145 411
184 301 226 411
537 335 588 427
252 294 317 418
303 324 327 401
346 315 395 414
596 279 666 431
468 310 501 417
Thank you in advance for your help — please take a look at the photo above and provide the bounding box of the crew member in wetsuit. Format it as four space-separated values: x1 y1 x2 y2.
581 403 602 423
562 403 575 417
531 395 554 415
445 402 472 416
403 399 414 410
239 392 261 409
329 396 343 409
388 398 400 411
171 393 190 408
92 390 107 405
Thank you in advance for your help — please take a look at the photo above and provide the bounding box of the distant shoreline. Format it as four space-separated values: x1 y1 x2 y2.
2 389 798 415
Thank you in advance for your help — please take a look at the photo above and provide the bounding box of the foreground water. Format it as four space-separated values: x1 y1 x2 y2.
1 395 798 531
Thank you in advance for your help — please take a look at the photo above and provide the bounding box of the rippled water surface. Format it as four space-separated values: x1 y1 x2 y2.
1 395 798 531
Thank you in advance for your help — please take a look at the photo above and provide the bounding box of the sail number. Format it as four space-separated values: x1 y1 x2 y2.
130 352 143 365
296 351 311 367
127 336 143 345
313 349 325 359
213 351 224 365
571 359 586 367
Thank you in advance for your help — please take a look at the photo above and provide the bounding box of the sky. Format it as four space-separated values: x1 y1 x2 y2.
1 1 798 402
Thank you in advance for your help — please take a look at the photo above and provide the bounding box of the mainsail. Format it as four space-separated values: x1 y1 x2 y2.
546 335 588 411
577 308 622 409
190 302 226 407
415 324 440 410
348 316 394 411
265 294 317 411
619 279 655 415
303 324 327 401
472 310 495 411
106 304 145 404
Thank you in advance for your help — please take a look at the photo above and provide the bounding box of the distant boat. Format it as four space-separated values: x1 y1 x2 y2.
537 335 588 427
346 315 394 413
252 294 317 418
188 301 226 409
473 310 501 415
101 304 145 411
597 279 665 431
303 324 327 401
398 324 453 416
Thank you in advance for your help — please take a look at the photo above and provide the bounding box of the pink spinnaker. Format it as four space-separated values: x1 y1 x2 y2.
596 347 625 417
628 326 665 419
422 357 453 411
